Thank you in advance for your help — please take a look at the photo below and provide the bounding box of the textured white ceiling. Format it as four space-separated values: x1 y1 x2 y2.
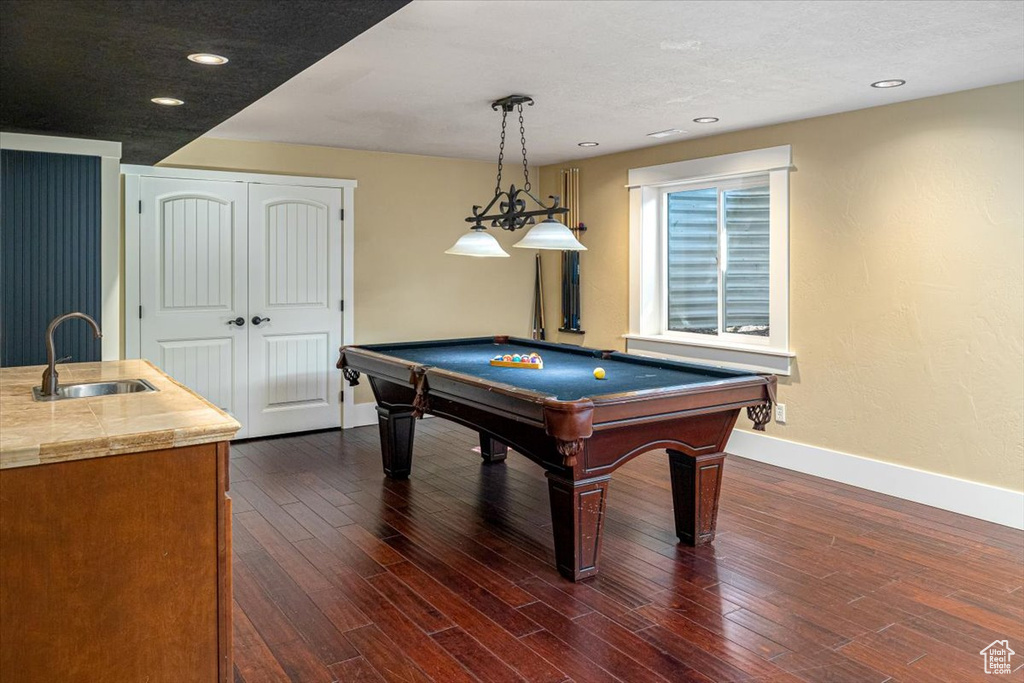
205 0 1024 165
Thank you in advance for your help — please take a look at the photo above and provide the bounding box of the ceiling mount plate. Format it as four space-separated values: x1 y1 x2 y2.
491 95 534 112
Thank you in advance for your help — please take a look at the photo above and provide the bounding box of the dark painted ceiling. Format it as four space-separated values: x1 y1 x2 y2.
0 0 410 164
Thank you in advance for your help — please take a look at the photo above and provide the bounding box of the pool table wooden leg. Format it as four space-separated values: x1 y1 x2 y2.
479 434 508 464
546 474 610 581
668 449 726 545
376 405 416 479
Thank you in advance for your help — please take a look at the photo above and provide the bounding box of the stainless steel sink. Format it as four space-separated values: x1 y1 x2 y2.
32 378 158 401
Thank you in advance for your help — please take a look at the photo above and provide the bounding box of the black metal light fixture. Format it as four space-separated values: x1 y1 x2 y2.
446 95 586 257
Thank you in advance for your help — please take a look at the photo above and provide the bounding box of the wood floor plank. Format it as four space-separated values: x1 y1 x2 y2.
368 565 455 634
328 656 388 683
234 557 303 647
237 510 334 595
383 534 542 637
241 548 358 666
573 611 709 682
233 481 313 542
520 629 619 683
431 626 527 683
387 559 566 683
344 624 434 683
265 638 336 683
519 601 671 682
233 601 292 683
294 539 478 683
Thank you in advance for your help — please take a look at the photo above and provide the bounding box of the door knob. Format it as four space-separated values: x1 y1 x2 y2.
252 316 271 326
227 317 245 326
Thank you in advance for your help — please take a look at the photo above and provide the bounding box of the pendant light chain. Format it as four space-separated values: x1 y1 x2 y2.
519 103 531 193
453 95 576 257
494 107 508 196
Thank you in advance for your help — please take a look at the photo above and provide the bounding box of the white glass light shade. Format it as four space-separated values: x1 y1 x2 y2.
445 228 510 257
512 218 587 251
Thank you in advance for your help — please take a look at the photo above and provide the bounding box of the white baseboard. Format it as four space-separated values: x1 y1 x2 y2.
727 430 1024 530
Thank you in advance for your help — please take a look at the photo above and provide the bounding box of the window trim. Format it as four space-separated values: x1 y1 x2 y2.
627 145 792 375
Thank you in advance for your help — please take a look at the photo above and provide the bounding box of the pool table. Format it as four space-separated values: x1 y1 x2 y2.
339 336 776 581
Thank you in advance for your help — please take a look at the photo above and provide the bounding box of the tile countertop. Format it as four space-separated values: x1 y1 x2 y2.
1 359 241 470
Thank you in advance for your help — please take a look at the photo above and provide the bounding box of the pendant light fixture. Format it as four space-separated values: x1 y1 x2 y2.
444 226 510 257
447 95 586 256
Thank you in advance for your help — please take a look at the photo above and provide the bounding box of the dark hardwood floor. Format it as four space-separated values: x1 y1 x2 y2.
229 418 1023 682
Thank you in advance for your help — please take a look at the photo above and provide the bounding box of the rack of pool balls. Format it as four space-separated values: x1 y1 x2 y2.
489 352 543 370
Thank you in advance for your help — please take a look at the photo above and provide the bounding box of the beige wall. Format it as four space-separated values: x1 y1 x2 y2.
162 138 539 346
539 82 1024 491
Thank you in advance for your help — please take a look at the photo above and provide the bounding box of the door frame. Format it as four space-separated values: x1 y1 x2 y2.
122 165 359 428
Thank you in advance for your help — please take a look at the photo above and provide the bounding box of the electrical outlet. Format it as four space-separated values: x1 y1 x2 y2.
775 403 787 424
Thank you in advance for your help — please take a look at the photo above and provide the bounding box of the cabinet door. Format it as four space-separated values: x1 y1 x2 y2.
246 183 343 437
139 177 249 435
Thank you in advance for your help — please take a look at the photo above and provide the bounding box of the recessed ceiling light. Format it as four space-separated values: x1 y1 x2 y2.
646 128 684 138
871 79 906 89
578 141 599 147
188 53 229 65
151 97 184 106
692 117 719 124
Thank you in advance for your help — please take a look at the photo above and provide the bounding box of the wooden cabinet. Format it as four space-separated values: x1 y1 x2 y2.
0 441 232 682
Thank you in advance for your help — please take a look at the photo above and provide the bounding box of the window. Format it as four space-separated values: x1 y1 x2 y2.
627 146 792 374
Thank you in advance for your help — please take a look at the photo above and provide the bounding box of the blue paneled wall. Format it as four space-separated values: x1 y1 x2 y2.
1 149 102 367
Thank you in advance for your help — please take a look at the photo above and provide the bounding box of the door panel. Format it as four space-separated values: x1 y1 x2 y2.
265 333 329 407
266 201 329 307
160 195 233 310
157 339 236 413
247 184 341 437
140 177 249 435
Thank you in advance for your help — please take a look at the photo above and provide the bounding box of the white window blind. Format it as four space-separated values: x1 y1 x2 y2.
665 177 770 338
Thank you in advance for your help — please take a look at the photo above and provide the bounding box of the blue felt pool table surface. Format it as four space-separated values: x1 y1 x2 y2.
363 338 757 401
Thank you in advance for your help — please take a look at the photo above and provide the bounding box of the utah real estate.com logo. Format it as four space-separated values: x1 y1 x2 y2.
980 640 1015 675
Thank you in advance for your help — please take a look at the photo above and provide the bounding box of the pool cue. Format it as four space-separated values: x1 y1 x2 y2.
565 169 573 331
567 168 580 331
532 254 539 339
535 252 546 340
570 169 576 329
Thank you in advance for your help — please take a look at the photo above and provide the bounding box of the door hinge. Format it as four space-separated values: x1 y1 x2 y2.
138 200 142 214
340 300 344 312
340 208 344 221
138 305 143 319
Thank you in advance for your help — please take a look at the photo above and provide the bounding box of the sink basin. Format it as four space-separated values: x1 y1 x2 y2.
33 379 158 401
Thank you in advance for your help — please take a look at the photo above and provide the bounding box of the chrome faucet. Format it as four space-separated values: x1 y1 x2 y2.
39 312 102 398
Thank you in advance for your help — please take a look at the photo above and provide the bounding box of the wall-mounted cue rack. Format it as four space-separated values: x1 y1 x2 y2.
559 167 585 334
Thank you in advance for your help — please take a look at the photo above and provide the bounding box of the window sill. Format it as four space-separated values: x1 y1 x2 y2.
622 334 794 375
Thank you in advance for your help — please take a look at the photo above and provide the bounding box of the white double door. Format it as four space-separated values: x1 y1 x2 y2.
139 177 343 438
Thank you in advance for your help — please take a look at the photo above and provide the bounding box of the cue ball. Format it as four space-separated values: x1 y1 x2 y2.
593 367 606 379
